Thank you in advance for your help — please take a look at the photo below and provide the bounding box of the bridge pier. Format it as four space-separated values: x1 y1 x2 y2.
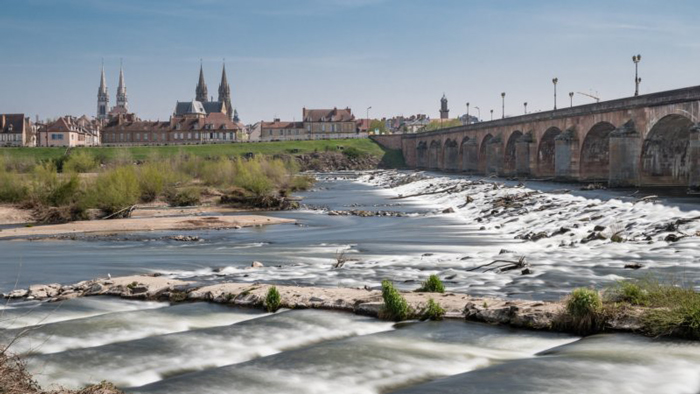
608 120 641 188
461 139 478 173
554 127 579 181
689 124 700 192
515 132 534 176
485 136 503 175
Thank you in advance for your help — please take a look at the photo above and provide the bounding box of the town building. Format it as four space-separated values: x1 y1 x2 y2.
38 116 101 147
0 114 36 147
259 107 366 141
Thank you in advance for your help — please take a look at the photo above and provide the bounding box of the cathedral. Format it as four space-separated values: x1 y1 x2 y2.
96 62 129 121
174 63 237 121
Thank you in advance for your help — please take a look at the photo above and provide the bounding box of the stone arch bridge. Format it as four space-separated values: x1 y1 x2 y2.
372 86 700 191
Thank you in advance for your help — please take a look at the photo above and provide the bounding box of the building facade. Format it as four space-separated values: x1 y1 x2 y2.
175 63 235 120
259 107 367 141
0 114 36 147
260 120 306 142
38 116 100 147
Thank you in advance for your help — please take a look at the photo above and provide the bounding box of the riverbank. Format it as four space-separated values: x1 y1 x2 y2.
0 215 293 240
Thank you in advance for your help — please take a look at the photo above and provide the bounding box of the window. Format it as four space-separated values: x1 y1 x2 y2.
195 132 200 139
136 133 141 141
120 133 124 141
51 134 64 140
187 132 191 140
322 124 326 132
144 133 149 141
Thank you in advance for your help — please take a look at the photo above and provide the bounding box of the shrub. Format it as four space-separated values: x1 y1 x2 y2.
342 147 365 160
234 158 273 196
417 275 445 293
562 287 603 335
643 295 700 339
199 158 236 187
421 298 446 321
63 150 98 173
92 166 140 214
290 175 314 192
265 286 281 312
381 280 412 321
138 162 180 202
165 187 201 207
0 170 28 203
29 163 81 207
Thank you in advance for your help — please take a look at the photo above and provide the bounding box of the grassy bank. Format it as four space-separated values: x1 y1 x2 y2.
0 139 404 167
0 151 312 223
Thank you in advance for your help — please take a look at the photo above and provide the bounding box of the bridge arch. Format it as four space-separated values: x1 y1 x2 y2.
416 141 428 168
461 136 478 172
537 127 562 177
641 114 694 186
443 139 459 171
504 130 523 175
428 140 441 169
580 122 616 181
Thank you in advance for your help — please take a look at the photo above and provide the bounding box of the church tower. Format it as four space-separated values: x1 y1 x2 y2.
439 93 449 120
116 61 128 111
196 62 208 102
218 63 233 119
97 63 109 120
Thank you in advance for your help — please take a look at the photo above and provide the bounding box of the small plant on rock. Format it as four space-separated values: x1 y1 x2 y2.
421 298 446 321
417 275 445 293
381 280 412 321
265 286 281 313
562 287 604 335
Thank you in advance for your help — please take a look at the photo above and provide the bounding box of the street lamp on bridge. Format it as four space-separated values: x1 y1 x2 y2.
633 54 642 96
552 78 558 110
524 102 528 114
490 109 494 121
501 92 506 119
569 92 574 108
466 102 470 124
474 106 481 122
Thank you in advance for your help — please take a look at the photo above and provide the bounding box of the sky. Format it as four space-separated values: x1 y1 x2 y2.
1 0 700 124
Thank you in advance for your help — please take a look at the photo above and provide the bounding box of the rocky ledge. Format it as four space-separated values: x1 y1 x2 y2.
3 274 647 334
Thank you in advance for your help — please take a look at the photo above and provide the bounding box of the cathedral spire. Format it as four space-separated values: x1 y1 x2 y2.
218 61 232 119
196 60 208 102
97 61 109 120
116 59 128 111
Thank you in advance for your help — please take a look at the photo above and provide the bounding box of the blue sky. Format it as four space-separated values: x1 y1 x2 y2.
1 0 699 123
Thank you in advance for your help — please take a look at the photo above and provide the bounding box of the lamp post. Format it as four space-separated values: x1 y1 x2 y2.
633 54 642 96
501 92 505 119
552 78 558 110
524 102 528 114
366 106 372 134
466 102 470 124
490 109 494 121
569 92 574 108
474 106 481 122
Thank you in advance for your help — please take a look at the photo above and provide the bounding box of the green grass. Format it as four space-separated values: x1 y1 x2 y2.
420 298 446 321
381 280 413 321
607 278 700 339
560 287 604 335
416 275 445 293
265 286 282 313
0 139 396 162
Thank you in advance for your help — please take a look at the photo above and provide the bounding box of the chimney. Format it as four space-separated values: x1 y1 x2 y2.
273 118 280 122
0 114 4 129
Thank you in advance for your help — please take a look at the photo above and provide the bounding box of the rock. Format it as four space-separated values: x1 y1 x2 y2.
442 207 455 214
28 283 61 299
594 225 607 232
530 232 548 241
4 289 28 299
309 296 325 302
521 268 533 275
624 263 644 270
665 234 683 243
86 283 104 295
499 249 516 255
251 261 264 268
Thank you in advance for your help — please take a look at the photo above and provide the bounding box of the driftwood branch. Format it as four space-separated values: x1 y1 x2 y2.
392 185 459 200
467 256 528 273
102 205 136 220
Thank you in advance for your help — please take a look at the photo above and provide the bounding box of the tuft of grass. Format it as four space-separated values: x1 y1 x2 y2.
607 280 649 306
420 298 446 321
265 286 281 313
560 287 604 335
0 169 28 203
417 275 445 293
381 280 412 321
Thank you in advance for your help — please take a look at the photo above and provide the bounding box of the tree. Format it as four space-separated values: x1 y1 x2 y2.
369 119 387 135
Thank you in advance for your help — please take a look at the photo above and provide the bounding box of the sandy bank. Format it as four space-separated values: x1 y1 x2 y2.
0 205 33 225
0 215 294 239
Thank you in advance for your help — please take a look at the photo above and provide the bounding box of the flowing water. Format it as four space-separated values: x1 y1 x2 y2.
1 170 700 393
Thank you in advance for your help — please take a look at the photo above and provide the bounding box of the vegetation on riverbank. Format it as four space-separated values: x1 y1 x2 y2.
0 138 404 167
559 278 700 339
0 151 312 223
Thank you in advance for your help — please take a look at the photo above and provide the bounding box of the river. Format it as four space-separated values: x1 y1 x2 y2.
1 170 700 393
